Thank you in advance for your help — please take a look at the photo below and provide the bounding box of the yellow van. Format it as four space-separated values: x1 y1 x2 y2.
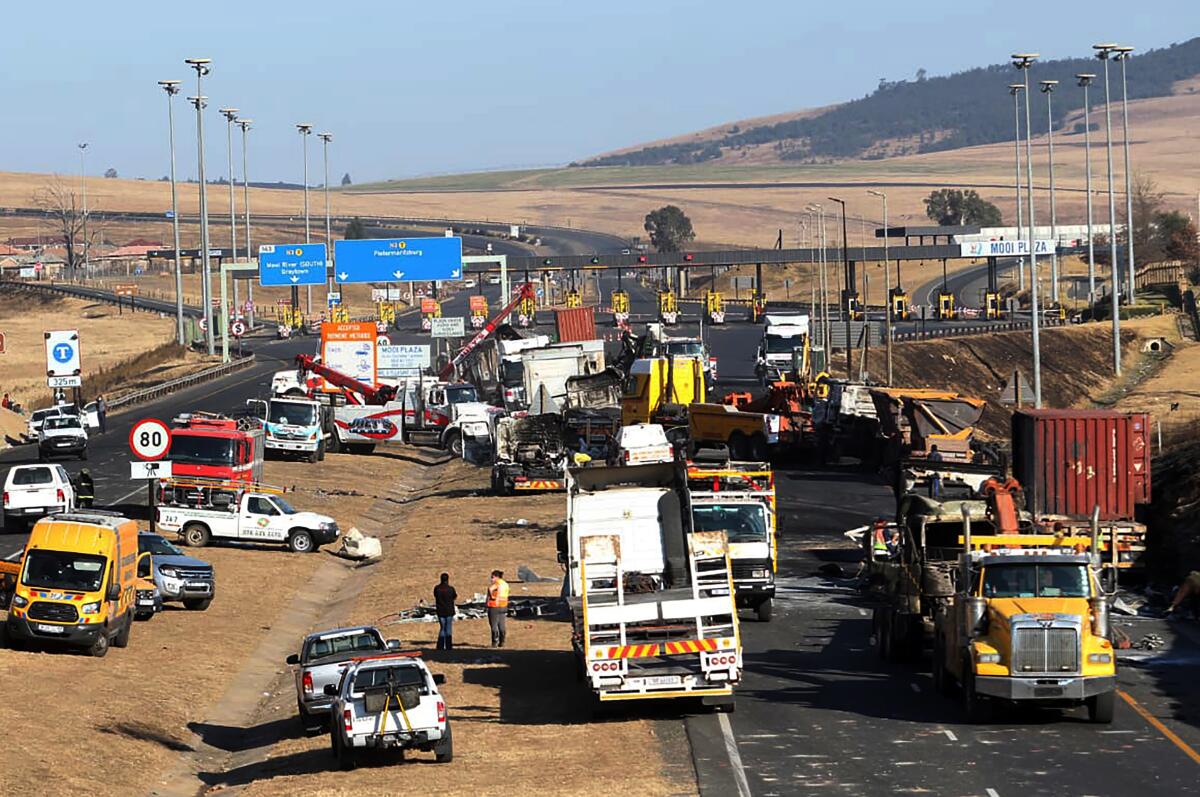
4 511 146 657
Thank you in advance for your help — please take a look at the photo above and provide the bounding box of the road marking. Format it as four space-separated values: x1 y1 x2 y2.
5 550 22 561
986 789 1000 797
717 712 752 797
910 683 921 693
942 729 957 742
1118 690 1200 766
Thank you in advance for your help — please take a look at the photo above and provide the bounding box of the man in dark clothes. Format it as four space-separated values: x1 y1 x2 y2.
434 572 458 650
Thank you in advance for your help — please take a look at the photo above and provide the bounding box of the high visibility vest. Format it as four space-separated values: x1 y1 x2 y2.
487 579 510 608
872 525 889 554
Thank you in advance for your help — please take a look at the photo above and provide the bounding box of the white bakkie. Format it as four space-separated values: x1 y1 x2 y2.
156 490 340 553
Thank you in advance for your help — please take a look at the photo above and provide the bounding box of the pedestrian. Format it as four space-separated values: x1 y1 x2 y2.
96 395 107 434
434 572 458 650
77 468 95 508
1167 571 1200 620
486 569 509 648
1 393 10 410
927 444 944 498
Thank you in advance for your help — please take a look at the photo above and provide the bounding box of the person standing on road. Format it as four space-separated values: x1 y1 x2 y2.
927 444 944 498
77 468 95 508
487 569 509 648
434 572 458 650
96 395 107 434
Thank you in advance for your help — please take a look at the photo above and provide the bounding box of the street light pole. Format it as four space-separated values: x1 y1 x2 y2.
868 189 892 385
185 57 215 355
1095 43 1122 376
1041 79 1060 305
1116 46 1136 304
828 196 852 379
1077 74 1097 304
237 118 253 328
1013 53 1042 407
219 108 240 318
78 143 88 280
319 132 334 299
159 80 185 345
296 123 313 316
1009 84 1026 292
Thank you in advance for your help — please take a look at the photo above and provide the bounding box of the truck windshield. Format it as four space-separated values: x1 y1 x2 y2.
273 497 298 514
269 402 317 426
665 341 704 357
445 385 478 405
982 564 1089 598
692 504 769 543
764 336 801 354
43 417 83 431
500 360 525 388
22 550 107 592
169 435 236 466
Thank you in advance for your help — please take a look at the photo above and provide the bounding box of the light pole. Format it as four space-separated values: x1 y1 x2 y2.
1041 79 1060 305
318 132 334 298
297 123 313 315
220 108 240 319
185 57 215 355
1013 53 1042 407
237 118 253 327
1095 43 1122 375
159 80 185 344
1009 84 1026 292
1115 45 1136 304
868 189 892 385
1077 73 1097 303
808 203 831 365
78 143 88 280
828 196 852 379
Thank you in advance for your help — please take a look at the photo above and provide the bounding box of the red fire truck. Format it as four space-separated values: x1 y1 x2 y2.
166 415 265 497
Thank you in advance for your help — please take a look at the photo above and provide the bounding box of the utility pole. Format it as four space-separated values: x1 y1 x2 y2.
1077 73 1097 304
1096 43 1122 376
1116 46 1137 304
220 107 240 318
237 118 253 328
185 57 215 355
297 123 313 315
828 196 852 380
1013 52 1042 407
78 143 88 280
158 79 185 344
319 132 334 299
869 190 892 385
1009 84 1026 292
1041 80 1060 305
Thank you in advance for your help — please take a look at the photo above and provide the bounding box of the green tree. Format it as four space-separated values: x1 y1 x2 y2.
1155 210 1200 264
923 188 1002 226
643 205 695 252
344 217 367 239
1130 173 1165 263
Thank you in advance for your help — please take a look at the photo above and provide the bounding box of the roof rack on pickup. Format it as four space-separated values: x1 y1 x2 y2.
160 477 289 495
349 650 424 664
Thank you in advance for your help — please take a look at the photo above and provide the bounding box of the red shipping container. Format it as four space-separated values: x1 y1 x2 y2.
555 306 596 343
1011 409 1151 521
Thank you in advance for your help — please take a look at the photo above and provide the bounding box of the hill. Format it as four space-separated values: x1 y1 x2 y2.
579 37 1200 168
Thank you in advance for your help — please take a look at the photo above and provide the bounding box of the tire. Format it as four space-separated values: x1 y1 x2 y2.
316 441 326 462
299 701 324 733
289 529 315 554
961 658 992 723
728 431 748 461
88 628 110 658
183 598 212 611
79 450 88 461
113 613 132 648
183 523 211 548
932 635 953 697
445 431 463 458
755 598 773 623
434 722 454 763
327 432 341 454
307 448 319 464
334 730 357 770
749 433 769 462
1087 691 1116 724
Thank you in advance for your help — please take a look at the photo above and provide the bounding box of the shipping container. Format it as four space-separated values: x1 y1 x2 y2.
555 306 596 343
1011 409 1150 521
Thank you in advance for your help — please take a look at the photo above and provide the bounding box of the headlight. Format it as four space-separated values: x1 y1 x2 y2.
751 568 769 579
81 601 101 615
12 594 28 608
1088 653 1112 664
319 521 337 531
159 566 179 577
308 431 318 440
977 653 1001 664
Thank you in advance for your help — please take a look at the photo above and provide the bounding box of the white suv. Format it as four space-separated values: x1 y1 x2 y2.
38 415 89 461
326 654 452 769
3 464 77 531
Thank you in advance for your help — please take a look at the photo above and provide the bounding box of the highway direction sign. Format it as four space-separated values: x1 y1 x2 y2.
129 418 172 461
45 329 82 387
258 243 328 286
430 317 466 338
333 237 462 284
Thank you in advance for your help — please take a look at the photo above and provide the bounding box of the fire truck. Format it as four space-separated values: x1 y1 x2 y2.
165 415 265 502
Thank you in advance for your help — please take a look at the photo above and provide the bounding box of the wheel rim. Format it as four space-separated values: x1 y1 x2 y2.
293 534 311 552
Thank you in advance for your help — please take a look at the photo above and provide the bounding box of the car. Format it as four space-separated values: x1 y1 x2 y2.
486 275 501 286
137 532 216 611
38 415 89 461
2 464 76 531
622 248 632 255
612 423 675 466
326 652 452 769
286 626 399 731
26 407 65 439
462 278 477 289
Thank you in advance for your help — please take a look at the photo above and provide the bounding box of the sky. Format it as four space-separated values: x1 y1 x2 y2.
0 0 1192 184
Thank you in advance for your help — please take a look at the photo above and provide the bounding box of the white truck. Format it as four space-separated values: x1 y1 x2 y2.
287 625 399 731
155 483 339 553
612 423 674 466
246 396 332 462
560 462 742 710
326 652 453 768
2 464 77 531
757 313 810 384
514 341 605 413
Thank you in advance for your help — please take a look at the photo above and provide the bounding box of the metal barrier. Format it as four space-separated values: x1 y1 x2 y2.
106 355 256 412
892 317 1065 342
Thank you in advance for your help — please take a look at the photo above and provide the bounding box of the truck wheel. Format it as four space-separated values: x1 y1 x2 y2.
79 449 88 461
299 701 324 733
932 635 953 697
326 432 341 454
961 658 992 723
317 441 326 462
434 723 454 763
183 598 212 611
183 523 211 548
445 431 462 458
113 613 132 648
749 433 769 462
728 431 748 461
334 731 357 770
1087 691 1115 724
88 628 110 658
289 529 315 554
755 598 773 622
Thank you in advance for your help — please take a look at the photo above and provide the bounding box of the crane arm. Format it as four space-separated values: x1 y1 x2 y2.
295 353 396 404
438 283 536 381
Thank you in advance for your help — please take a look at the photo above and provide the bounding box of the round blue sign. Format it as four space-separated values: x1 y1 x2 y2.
52 343 75 364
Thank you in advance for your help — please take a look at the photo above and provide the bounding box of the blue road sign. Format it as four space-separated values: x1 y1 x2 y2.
52 343 74 363
333 237 462 284
258 243 328 286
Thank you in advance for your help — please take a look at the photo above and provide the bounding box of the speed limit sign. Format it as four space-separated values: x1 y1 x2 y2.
129 418 172 461
231 320 247 338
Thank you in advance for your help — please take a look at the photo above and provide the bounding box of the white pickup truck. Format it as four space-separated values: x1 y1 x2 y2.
326 653 452 769
287 625 399 731
155 489 339 553
2 464 77 531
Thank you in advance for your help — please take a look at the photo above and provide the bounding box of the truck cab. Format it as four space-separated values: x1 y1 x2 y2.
620 356 706 427
757 314 810 385
167 415 265 486
246 396 331 463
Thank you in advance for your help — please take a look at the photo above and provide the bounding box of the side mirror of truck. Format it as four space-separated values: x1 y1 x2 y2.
386 639 401 650
137 552 152 578
323 684 339 697
286 654 300 665
106 582 120 602
432 673 446 685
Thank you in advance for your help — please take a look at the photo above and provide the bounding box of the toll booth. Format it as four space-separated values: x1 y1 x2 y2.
329 307 350 323
420 298 442 332
565 290 583 309
377 301 397 327
705 291 725 324
658 291 679 325
516 294 536 328
611 290 630 325
890 289 909 321
984 292 1003 320
937 292 956 320
845 291 863 321
469 295 488 329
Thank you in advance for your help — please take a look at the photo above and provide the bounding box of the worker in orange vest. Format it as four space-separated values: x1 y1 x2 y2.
487 569 510 648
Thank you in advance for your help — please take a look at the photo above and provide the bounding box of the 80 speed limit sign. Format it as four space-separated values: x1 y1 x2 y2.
129 418 172 461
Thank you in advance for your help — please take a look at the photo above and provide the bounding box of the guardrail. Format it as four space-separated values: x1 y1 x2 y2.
893 317 1066 342
107 354 256 412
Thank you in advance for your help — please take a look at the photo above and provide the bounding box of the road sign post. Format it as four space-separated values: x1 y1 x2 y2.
333 237 463 284
220 261 259 363
45 329 82 389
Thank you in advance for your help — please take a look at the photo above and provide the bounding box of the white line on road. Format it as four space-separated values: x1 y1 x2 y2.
718 712 752 797
910 683 921 693
5 550 22 561
986 789 1000 797
942 729 957 741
